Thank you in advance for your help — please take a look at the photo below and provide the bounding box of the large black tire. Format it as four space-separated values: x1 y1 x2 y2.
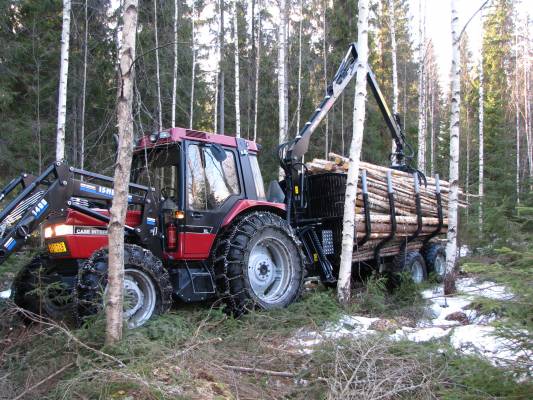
391 251 428 285
76 244 172 328
212 211 305 316
11 255 75 321
423 243 446 282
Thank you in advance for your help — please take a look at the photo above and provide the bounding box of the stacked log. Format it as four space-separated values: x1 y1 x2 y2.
305 153 466 262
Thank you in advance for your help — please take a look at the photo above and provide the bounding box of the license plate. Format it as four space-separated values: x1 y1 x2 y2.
48 241 67 254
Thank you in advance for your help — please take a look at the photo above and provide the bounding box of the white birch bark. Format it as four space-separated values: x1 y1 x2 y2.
218 0 225 133
417 0 426 174
107 0 138 345
323 0 328 158
430 78 435 176
478 58 484 230
389 0 399 154
337 0 369 305
296 0 303 135
80 0 88 170
56 0 71 162
446 0 460 275
233 1 241 137
172 0 179 127
154 0 162 129
523 22 532 189
515 29 520 203
253 0 262 142
278 0 288 178
190 0 196 129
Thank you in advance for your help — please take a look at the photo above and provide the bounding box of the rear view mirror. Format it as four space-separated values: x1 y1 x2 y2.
210 144 227 162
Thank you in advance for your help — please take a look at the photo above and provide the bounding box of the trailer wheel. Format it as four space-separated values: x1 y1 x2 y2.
212 211 305 316
76 244 172 328
391 251 427 284
11 255 75 321
423 243 446 282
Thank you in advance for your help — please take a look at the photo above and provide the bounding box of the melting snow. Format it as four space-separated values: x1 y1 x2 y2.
0 289 11 299
291 277 529 370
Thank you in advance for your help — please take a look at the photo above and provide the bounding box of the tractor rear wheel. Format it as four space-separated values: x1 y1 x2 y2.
76 244 172 328
423 243 446 282
11 254 75 321
213 211 305 316
391 251 427 285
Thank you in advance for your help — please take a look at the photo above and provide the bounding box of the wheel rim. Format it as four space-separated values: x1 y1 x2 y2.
122 268 156 328
434 254 446 278
248 237 293 304
409 260 424 284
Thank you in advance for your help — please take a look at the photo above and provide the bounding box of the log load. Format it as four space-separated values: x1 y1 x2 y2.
305 153 467 262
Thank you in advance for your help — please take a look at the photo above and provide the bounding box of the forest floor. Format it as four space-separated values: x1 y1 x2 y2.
0 247 532 400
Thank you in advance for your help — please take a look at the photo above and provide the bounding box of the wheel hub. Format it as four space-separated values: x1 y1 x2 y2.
410 260 424 284
123 277 144 319
121 269 157 329
434 255 446 277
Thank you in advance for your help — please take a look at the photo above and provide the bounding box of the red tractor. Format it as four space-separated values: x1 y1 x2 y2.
0 44 439 328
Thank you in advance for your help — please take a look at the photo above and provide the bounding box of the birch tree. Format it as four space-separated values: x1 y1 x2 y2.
323 0 329 158
233 1 241 137
190 0 196 129
478 53 484 230
445 0 460 289
337 0 370 304
218 0 225 133
56 0 71 161
107 0 139 345
296 0 303 135
417 0 426 174
154 0 162 130
389 0 399 154
253 0 262 141
80 0 88 170
278 0 288 178
172 0 179 128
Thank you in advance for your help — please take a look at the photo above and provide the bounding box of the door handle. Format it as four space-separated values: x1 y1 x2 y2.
191 212 203 218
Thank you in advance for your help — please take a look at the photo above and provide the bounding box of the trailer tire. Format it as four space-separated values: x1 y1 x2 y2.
212 211 305 316
76 244 172 328
11 254 75 321
423 243 446 282
391 251 427 285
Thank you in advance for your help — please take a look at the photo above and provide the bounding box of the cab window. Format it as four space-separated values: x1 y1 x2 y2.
187 144 240 210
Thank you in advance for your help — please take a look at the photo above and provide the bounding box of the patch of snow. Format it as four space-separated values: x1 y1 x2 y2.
0 289 11 299
392 326 451 342
459 245 471 257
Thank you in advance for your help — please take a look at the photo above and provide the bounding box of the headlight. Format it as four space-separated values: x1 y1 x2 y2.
44 226 54 238
44 224 74 238
54 224 74 236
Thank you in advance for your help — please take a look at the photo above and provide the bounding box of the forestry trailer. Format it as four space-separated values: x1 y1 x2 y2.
0 44 445 327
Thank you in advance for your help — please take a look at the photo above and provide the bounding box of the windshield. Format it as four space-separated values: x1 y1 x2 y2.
131 145 180 197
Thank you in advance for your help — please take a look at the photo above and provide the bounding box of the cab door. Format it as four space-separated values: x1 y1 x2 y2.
181 141 243 258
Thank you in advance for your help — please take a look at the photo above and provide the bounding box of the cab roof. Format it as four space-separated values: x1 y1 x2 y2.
135 127 259 152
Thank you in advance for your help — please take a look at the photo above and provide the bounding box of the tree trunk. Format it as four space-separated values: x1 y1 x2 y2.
172 0 179 128
278 0 288 178
154 0 162 130
445 0 460 282
323 0 328 158
478 58 484 231
337 0 369 305
253 0 262 142
515 29 520 203
296 0 303 135
389 0 399 154
80 0 88 170
416 0 426 174
107 0 139 345
56 0 71 162
233 1 241 137
218 0 225 134
190 1 196 129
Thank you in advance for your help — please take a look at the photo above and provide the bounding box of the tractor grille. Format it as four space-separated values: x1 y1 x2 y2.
305 173 347 219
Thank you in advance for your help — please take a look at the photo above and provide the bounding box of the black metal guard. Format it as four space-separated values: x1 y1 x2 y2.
423 174 444 244
298 225 336 283
374 171 397 269
357 170 371 246
400 173 423 254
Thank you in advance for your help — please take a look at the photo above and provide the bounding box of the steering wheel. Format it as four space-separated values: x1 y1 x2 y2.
161 186 177 199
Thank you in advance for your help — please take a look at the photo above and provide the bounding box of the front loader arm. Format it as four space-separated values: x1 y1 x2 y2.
0 161 162 266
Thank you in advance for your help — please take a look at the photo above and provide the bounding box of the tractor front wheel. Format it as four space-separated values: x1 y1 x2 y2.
76 244 172 328
213 212 305 316
391 251 428 285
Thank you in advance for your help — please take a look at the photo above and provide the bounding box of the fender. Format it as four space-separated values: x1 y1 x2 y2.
221 200 286 228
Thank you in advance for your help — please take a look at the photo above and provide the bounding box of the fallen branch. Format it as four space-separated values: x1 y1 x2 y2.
12 362 74 400
222 364 296 377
